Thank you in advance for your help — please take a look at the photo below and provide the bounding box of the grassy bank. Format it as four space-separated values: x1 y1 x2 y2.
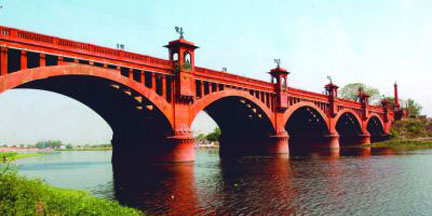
0 165 143 216
0 152 45 162
367 118 432 151
371 139 432 151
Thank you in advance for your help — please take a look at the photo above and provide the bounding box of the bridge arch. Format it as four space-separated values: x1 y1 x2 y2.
191 89 276 157
0 64 176 163
282 101 329 127
283 102 331 152
334 109 363 146
191 89 275 126
366 113 386 142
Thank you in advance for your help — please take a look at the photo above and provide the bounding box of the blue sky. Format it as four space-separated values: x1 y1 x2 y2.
0 0 431 145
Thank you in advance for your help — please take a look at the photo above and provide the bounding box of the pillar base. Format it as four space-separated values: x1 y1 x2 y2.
358 133 371 145
266 132 289 154
163 133 195 163
316 133 340 150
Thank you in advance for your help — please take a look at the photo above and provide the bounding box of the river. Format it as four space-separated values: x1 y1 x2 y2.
13 148 432 215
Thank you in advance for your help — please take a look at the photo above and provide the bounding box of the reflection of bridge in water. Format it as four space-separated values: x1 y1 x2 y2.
113 148 400 215
0 26 404 165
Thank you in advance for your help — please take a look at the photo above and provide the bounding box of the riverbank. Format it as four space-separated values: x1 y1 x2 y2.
371 138 432 151
0 152 45 162
0 165 143 216
55 147 112 151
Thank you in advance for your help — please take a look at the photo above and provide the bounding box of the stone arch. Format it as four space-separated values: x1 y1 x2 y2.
0 64 177 164
334 109 363 146
366 113 385 130
191 89 275 128
366 113 386 142
0 64 174 129
282 101 329 128
334 109 363 128
283 101 331 152
190 89 276 157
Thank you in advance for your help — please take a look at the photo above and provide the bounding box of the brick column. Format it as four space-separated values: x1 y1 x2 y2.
0 47 8 75
20 50 27 70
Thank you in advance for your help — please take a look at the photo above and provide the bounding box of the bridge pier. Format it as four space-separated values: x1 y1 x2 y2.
357 133 371 145
165 131 196 162
266 131 289 154
318 133 340 150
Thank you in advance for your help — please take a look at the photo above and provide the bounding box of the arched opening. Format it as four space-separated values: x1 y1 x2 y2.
2 74 174 168
285 106 329 153
172 52 179 61
281 77 287 89
192 96 275 158
183 51 191 69
0 89 112 146
336 112 362 146
367 116 385 143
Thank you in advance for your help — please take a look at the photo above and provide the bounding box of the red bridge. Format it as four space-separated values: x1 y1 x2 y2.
0 26 401 163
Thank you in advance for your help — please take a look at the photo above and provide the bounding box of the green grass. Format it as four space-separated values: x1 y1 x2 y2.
0 165 143 216
0 152 45 163
371 139 432 151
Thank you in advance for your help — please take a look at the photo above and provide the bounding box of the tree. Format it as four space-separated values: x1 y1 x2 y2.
195 133 206 141
205 127 221 142
66 144 73 150
35 140 63 149
339 83 381 104
382 96 422 116
406 98 422 116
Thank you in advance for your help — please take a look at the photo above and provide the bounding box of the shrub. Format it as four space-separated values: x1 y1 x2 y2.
0 165 143 216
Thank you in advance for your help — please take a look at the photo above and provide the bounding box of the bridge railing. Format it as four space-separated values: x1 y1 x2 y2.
286 87 329 102
0 25 172 70
195 67 275 92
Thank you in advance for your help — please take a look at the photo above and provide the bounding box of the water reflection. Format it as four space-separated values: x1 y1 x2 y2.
15 147 432 215
112 147 408 215
113 163 200 215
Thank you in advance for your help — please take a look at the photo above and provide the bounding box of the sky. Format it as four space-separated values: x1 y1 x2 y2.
0 0 431 145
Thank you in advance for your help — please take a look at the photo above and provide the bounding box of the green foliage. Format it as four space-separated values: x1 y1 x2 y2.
195 133 207 141
372 139 432 151
406 99 422 116
0 153 44 163
35 140 63 149
390 118 432 139
206 127 221 142
183 61 191 70
0 166 143 216
339 83 381 104
382 96 422 116
66 144 73 150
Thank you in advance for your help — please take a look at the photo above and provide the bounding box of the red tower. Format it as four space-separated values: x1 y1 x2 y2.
164 37 199 101
325 81 339 117
394 82 400 111
269 64 289 110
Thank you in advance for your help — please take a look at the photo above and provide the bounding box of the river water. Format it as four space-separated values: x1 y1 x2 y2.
13 148 432 215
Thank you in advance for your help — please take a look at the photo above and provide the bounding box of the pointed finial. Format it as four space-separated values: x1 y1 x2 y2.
175 26 184 39
274 59 281 68
327 76 332 84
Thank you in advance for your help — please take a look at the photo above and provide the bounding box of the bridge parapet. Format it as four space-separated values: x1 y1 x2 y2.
195 67 274 91
0 25 172 71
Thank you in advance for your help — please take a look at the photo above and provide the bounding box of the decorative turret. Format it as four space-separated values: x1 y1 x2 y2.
324 77 339 117
164 27 199 72
164 27 199 102
381 98 391 122
269 59 289 111
358 87 370 120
